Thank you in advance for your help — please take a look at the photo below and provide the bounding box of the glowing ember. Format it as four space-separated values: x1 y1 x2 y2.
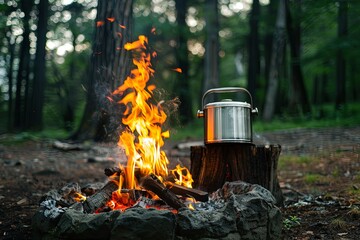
109 35 193 211
73 192 87 202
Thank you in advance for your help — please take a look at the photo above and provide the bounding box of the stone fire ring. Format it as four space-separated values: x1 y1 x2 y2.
32 181 282 239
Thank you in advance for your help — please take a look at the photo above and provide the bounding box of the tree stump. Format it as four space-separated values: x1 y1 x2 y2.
190 144 283 205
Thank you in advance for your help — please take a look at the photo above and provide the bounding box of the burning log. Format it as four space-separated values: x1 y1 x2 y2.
104 167 122 177
104 166 141 178
82 181 118 213
140 174 186 210
164 181 208 202
190 144 283 205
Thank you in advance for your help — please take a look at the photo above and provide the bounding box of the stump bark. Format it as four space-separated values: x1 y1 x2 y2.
190 144 283 205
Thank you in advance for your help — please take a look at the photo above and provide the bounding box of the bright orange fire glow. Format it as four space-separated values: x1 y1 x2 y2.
73 192 87 202
107 17 115 22
109 35 194 211
170 165 194 189
96 21 105 27
172 68 182 73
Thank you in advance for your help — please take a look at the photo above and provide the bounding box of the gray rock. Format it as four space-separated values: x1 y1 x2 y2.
52 209 120 240
110 207 176 240
177 203 238 239
33 181 282 239
177 181 282 239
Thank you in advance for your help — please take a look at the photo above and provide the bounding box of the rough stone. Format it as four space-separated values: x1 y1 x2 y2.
177 202 238 239
50 209 120 240
33 181 282 239
110 207 176 240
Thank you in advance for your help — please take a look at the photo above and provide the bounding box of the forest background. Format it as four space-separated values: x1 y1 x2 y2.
0 0 359 141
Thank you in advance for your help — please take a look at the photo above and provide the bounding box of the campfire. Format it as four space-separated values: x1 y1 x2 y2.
103 35 199 212
71 34 205 213
33 34 282 240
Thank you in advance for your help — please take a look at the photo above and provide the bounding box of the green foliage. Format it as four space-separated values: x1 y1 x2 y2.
253 102 360 132
348 186 360 196
347 206 360 218
278 155 315 169
329 217 347 230
169 120 204 141
304 173 324 184
169 102 360 141
283 216 301 230
1 0 360 135
0 129 69 145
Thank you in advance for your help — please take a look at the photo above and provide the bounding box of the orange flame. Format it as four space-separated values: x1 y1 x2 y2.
170 164 194 189
107 17 115 22
172 68 182 73
96 21 105 27
109 35 193 211
73 192 87 202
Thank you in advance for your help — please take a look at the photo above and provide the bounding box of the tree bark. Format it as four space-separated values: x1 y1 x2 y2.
285 0 311 115
335 0 348 109
30 0 49 130
247 0 260 106
6 35 16 131
14 0 34 130
174 0 192 124
263 0 286 121
191 144 283 206
203 0 220 103
263 0 276 89
72 0 133 141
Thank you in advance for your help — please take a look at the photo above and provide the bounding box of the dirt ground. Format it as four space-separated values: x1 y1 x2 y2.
0 126 359 239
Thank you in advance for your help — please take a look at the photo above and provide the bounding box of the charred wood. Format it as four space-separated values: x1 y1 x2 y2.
104 167 123 177
164 181 208 202
82 181 118 213
104 167 141 178
140 174 186 210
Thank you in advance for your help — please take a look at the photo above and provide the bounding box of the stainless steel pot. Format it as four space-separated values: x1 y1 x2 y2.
197 87 258 144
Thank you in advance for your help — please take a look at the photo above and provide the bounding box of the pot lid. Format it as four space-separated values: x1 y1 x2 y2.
205 100 251 108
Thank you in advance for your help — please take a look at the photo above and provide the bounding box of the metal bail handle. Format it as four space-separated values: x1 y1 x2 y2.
197 87 258 118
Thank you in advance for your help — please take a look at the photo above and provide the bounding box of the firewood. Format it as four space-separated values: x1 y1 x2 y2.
164 182 209 202
104 167 123 177
82 181 118 213
104 167 141 178
120 189 150 201
140 174 186 210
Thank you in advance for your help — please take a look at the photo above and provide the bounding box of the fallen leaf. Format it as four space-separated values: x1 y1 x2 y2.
17 198 28 205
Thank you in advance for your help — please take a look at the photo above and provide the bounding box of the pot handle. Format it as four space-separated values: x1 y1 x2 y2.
197 87 258 118
201 87 255 109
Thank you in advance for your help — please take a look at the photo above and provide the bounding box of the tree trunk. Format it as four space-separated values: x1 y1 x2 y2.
14 0 34 130
6 35 16 131
203 0 220 103
263 0 286 121
174 0 192 124
72 0 133 141
263 0 276 87
247 0 260 106
190 144 283 206
30 0 49 130
335 0 348 110
285 0 310 115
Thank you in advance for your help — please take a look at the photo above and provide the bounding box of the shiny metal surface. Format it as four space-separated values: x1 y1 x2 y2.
197 87 257 144
204 103 252 143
